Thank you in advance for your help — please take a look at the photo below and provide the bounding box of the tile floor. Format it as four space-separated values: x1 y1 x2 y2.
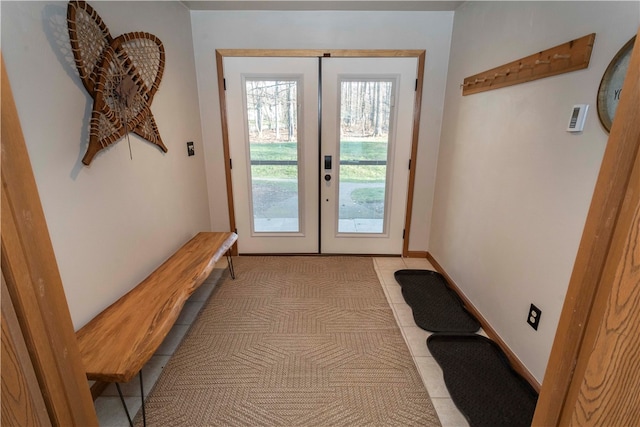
372 257 471 427
94 257 470 426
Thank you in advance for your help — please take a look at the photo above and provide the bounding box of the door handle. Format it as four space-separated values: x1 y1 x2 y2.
324 174 332 182
324 155 332 170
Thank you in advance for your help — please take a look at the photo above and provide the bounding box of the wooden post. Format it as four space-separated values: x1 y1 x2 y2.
1 55 98 426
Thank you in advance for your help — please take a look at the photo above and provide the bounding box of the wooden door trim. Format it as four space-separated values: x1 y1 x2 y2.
1 55 98 426
532 27 640 426
215 50 238 255
403 50 425 257
216 49 425 58
216 49 426 256
2 275 52 426
565 113 640 425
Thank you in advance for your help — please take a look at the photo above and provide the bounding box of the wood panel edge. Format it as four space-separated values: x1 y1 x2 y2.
426 252 541 392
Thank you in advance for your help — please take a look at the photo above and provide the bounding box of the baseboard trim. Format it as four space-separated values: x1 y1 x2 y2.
405 250 428 258
426 252 541 393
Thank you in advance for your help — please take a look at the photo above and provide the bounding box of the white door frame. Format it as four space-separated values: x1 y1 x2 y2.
216 49 426 256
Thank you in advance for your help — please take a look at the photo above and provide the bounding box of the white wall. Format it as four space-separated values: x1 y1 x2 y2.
2 1 210 329
432 1 640 382
190 10 454 252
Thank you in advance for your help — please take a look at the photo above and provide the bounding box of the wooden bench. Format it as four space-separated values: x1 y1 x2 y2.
76 231 237 425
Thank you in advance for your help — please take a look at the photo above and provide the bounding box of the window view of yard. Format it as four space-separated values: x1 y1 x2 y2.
245 78 393 233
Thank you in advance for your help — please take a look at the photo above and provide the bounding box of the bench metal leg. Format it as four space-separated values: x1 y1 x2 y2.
115 382 133 427
139 370 147 427
115 370 146 427
227 251 236 279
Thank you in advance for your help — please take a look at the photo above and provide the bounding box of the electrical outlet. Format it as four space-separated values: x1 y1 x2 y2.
187 141 195 156
527 304 542 330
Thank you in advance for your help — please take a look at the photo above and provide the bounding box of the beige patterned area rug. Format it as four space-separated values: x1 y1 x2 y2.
137 256 440 426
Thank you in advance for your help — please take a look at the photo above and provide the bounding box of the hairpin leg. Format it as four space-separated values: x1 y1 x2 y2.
226 251 236 279
139 370 146 427
115 370 146 427
115 383 134 427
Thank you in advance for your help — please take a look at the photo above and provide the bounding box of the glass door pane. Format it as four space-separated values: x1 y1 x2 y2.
321 57 416 254
245 79 300 233
338 79 394 234
225 57 318 253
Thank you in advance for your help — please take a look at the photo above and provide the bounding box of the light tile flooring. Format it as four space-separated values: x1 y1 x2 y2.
373 257 470 427
94 257 470 426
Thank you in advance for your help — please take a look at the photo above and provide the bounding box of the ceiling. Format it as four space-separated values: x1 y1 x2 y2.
182 1 464 11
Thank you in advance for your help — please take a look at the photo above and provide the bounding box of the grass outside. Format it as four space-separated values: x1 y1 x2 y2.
249 141 388 182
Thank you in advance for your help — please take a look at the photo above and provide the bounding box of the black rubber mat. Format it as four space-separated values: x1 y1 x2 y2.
394 270 480 333
427 334 538 427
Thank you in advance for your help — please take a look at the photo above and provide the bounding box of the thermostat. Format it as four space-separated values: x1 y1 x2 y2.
567 104 589 132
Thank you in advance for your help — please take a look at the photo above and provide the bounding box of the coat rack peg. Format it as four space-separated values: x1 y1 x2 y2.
552 54 571 60
534 59 551 65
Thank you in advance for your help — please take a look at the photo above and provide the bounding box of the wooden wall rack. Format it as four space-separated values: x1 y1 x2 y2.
461 33 596 96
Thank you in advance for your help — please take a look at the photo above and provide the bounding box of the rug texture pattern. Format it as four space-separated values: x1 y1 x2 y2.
137 256 440 426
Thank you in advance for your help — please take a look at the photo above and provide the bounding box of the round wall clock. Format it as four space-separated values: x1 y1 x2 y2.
597 36 636 133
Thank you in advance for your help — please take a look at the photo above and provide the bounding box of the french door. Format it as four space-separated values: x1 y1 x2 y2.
223 54 418 254
320 58 416 253
225 57 319 253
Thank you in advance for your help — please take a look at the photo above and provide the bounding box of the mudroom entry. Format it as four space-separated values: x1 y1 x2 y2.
218 50 424 255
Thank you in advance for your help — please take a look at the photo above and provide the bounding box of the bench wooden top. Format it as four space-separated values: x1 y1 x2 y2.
75 232 237 383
